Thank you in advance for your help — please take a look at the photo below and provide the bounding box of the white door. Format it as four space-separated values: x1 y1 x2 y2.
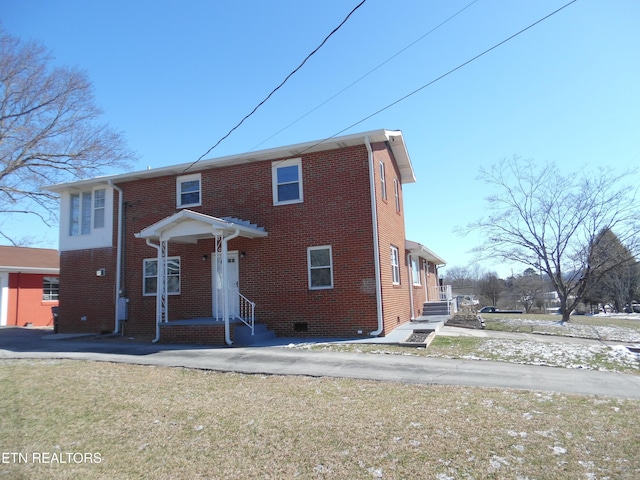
213 251 239 318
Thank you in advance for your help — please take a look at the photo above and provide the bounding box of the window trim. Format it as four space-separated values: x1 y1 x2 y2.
379 161 387 201
390 246 400 285
69 188 105 237
272 158 303 205
143 256 181 296
307 245 333 290
393 178 400 213
42 276 59 302
176 173 202 208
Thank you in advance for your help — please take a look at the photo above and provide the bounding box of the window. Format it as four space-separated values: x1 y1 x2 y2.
273 158 303 205
411 257 421 286
390 246 400 284
176 174 201 208
42 276 59 301
143 257 181 295
308 246 333 289
394 178 400 212
69 189 105 236
93 189 105 229
379 161 387 200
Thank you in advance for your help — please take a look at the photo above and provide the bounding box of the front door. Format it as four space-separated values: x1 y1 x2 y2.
213 251 239 318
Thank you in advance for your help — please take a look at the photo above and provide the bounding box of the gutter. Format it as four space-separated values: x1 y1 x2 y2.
365 137 384 336
109 180 124 334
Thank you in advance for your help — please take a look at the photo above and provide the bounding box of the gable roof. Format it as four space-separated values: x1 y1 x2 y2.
44 129 416 192
0 246 60 274
135 210 268 243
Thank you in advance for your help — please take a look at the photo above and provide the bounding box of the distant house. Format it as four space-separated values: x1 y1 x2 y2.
0 246 60 327
45 129 450 345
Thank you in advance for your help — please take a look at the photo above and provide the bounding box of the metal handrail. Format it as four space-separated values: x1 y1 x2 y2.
235 292 255 335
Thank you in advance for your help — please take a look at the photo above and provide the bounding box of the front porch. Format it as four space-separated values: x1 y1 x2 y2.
156 317 277 346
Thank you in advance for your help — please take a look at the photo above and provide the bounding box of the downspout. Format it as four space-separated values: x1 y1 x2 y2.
109 180 124 334
366 137 384 336
407 253 414 320
146 239 162 343
223 229 241 345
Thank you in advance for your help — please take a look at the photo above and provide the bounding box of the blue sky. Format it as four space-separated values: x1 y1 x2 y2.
2 0 639 277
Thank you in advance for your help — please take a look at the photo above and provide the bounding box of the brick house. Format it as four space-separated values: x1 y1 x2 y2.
0 246 60 327
45 129 449 345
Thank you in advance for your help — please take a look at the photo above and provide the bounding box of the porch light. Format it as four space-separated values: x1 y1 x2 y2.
201 254 208 262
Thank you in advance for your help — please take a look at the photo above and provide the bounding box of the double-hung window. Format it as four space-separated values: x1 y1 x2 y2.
176 174 201 208
394 178 400 212
143 257 181 296
379 161 387 201
308 246 333 289
42 276 59 301
69 188 106 236
390 246 400 284
273 158 303 205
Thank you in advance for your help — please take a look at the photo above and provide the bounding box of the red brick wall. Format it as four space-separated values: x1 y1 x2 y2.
58 248 117 334
371 142 411 334
7 273 58 327
113 144 380 339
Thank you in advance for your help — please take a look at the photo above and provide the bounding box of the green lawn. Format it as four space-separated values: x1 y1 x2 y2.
1 359 639 479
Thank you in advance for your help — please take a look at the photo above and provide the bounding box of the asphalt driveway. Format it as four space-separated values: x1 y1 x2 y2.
2 327 640 399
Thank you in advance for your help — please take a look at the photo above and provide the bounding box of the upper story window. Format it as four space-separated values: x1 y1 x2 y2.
379 161 387 201
69 188 106 236
42 276 59 301
176 173 201 208
273 158 303 205
394 178 400 212
308 245 333 289
390 246 400 285
143 257 181 296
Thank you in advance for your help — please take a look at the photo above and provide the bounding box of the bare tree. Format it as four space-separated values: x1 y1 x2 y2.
0 27 136 244
464 157 640 322
477 272 504 307
508 268 544 313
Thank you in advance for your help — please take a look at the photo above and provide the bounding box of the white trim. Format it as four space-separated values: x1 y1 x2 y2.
272 158 303 205
307 245 333 290
379 161 387 200
366 137 384 336
176 173 202 208
391 246 400 285
394 178 400 212
0 272 8 326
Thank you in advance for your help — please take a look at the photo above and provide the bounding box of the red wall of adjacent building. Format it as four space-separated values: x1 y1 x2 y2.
7 273 58 327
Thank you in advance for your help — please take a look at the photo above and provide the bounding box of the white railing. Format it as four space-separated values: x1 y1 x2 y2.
235 292 255 335
429 285 453 302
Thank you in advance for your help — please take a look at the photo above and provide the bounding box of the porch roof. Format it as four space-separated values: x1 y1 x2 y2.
405 239 446 266
134 210 268 243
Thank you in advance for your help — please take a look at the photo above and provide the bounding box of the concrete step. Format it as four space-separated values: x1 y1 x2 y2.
422 301 450 316
234 323 277 346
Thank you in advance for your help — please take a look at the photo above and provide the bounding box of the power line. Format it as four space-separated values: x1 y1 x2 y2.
250 0 481 152
182 0 367 174
296 0 579 155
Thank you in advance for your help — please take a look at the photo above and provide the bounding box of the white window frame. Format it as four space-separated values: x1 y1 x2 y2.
390 246 400 285
379 161 387 201
307 245 333 290
272 158 303 205
42 276 59 302
143 257 181 296
93 189 106 229
394 178 400 212
69 188 105 236
176 173 202 208
411 257 421 286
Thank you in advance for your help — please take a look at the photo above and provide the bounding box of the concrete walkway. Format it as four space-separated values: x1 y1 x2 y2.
1 326 640 399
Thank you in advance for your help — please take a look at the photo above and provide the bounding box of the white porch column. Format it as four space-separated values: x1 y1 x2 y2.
158 238 169 324
222 229 240 345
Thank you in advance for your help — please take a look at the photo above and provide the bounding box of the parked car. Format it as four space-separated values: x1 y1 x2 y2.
479 306 523 314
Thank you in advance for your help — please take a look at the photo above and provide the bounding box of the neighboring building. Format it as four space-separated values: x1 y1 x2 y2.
45 129 449 345
0 246 60 327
